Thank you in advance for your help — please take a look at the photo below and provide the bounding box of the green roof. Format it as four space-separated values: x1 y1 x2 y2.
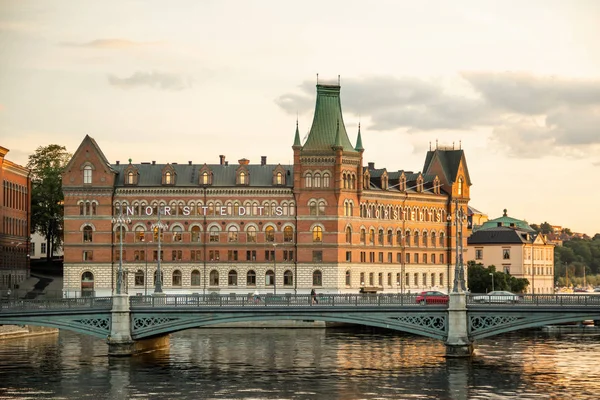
302 84 357 153
478 209 535 232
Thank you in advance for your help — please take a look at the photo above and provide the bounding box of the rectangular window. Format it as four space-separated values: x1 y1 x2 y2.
135 273 144 286
115 250 126 261
378 272 383 286
413 273 418 286
83 251 93 261
360 272 365 285
228 250 238 261
503 249 510 260
265 250 275 261
360 252 366 262
387 252 392 263
313 250 323 263
171 250 182 261
406 253 410 263
440 253 444 263
191 250 201 261
414 253 419 263
369 272 374 286
41 243 46 254
422 273 427 286
283 250 294 261
369 252 375 263
431 254 436 264
378 252 383 263
346 251 352 262
153 250 163 261
396 253 401 263
475 249 483 260
246 250 256 261
423 253 428 264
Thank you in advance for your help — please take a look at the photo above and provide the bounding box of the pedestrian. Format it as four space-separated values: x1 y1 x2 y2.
253 290 260 303
311 288 318 304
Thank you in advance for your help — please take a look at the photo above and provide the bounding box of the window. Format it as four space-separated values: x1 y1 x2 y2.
314 173 321 188
360 272 365 285
369 229 375 244
246 250 256 261
457 177 463 195
305 173 312 188
154 270 164 286
201 172 209 185
228 270 238 286
265 250 274 261
475 249 483 260
191 270 201 286
415 253 419 263
323 173 330 187
406 253 410 263
432 254 436 264
346 251 352 262
387 230 393 245
360 229 366 244
227 250 238 261
313 270 322 286
79 203 84 215
209 270 219 286
265 226 275 242
127 171 134 184
209 250 220 261
378 252 383 262
422 273 427 286
346 227 352 243
387 252 392 263
265 270 275 286
153 250 163 261
165 171 172 185
439 273 444 287
440 253 444 263
369 252 375 262
276 172 283 185
431 273 435 287
135 270 144 286
369 273 374 286
378 273 383 286
228 226 239 242
423 253 428 264
313 251 323 262
247 226 257 242
283 250 294 261
284 270 293 286
135 226 146 242
378 229 384 245
503 249 510 260
114 250 126 261
284 226 294 242
171 250 182 261
172 226 182 242
247 270 256 286
413 273 418 286
83 165 92 184
191 226 201 242
210 226 220 242
172 270 182 286
83 226 93 242
191 250 202 261
312 226 323 242
83 251 93 261
346 270 351 286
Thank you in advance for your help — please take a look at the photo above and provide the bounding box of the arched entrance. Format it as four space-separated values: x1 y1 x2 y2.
81 271 94 297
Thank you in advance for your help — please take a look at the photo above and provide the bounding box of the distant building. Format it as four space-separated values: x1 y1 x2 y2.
466 210 554 294
0 146 31 289
467 205 488 235
61 83 473 297
29 231 63 260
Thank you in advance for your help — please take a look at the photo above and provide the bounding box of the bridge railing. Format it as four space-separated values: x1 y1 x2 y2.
467 293 600 306
129 293 426 308
0 297 113 311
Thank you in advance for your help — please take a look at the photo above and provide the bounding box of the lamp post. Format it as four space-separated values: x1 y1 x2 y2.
273 243 277 295
144 239 153 296
111 213 131 295
151 209 168 294
489 272 494 292
451 199 467 293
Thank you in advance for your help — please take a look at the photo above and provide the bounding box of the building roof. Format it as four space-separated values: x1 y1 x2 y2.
113 163 293 188
423 148 471 186
301 84 357 153
468 226 537 245
478 209 534 232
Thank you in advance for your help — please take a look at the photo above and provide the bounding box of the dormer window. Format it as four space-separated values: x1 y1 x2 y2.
239 171 246 184
161 165 176 185
165 172 172 184
128 171 134 184
236 167 249 186
199 167 213 186
124 166 139 186
276 172 282 185
202 172 209 185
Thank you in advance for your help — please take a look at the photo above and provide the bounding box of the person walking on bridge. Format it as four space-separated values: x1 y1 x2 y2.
311 288 318 305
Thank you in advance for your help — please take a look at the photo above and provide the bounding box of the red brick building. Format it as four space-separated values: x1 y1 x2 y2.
62 84 471 297
0 146 31 290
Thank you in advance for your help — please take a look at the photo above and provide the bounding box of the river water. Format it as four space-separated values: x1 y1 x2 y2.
1 326 599 399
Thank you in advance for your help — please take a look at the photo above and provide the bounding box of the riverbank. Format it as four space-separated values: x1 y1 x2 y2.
0 325 58 340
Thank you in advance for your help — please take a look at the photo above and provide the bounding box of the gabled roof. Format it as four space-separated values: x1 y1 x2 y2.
468 226 537 245
423 149 471 186
301 84 357 153
113 163 293 187
65 134 116 173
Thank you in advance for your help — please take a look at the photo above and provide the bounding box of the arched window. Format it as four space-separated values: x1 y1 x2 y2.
172 226 183 242
345 227 352 243
79 203 84 215
457 177 463 195
309 201 317 215
239 171 246 184
313 270 322 286
228 226 239 242
360 228 366 244
431 232 437 248
305 173 312 188
323 173 330 188
369 229 375 244
83 165 92 184
378 229 384 245
265 226 275 242
172 270 182 286
127 171 134 184
165 171 172 185
284 226 293 242
209 270 219 286
405 230 411 247
135 226 145 242
423 232 428 247
318 201 326 215
414 231 420 247
81 271 94 296
276 172 283 185
284 270 293 286
247 226 257 242
439 232 445 247
83 226 93 243
201 171 209 185
314 173 321 188
191 226 201 242
228 270 238 286
247 270 256 286
134 270 144 287
191 270 201 286
265 270 275 286
312 226 323 242
210 226 220 242
345 270 351 286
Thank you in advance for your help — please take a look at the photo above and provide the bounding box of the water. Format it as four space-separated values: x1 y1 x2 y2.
1 327 600 399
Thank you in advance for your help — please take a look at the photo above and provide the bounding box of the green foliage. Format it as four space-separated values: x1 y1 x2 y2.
27 144 71 259
555 235 600 276
539 222 552 234
467 261 529 293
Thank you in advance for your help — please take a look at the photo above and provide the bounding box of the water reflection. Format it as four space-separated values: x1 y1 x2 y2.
0 327 599 399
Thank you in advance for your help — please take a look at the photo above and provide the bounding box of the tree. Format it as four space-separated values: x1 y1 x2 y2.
539 222 552 235
27 145 72 260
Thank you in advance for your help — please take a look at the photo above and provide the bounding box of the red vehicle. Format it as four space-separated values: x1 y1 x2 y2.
415 290 449 305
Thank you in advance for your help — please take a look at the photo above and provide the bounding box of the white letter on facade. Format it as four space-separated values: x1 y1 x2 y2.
202 206 208 215
220 206 227 215
257 206 265 215
145 206 153 216
275 206 283 216
126 206 134 216
183 206 191 216
164 206 172 215
239 206 246 216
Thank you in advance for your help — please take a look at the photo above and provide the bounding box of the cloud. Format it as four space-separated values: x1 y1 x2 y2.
107 71 193 91
276 73 600 160
61 38 160 49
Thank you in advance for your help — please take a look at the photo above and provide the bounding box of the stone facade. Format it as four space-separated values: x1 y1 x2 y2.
62 84 472 297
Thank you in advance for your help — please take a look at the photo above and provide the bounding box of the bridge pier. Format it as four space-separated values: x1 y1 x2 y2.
445 292 474 358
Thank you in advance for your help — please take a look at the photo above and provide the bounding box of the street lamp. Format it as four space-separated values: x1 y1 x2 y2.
273 243 277 295
111 213 131 295
151 208 168 294
489 272 494 292
450 199 467 293
144 239 153 296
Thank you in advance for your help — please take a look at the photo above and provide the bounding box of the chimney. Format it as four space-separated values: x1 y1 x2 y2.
152 161 156 165
368 162 375 170
116 160 120 165
219 155 226 165
261 156 267 166
239 158 250 165
188 161 192 165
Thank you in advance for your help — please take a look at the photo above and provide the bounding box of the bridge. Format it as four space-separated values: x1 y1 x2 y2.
1 293 600 357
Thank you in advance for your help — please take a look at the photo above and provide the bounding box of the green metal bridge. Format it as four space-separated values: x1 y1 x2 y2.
1 293 599 356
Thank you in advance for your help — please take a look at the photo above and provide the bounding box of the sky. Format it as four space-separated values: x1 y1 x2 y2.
1 0 599 236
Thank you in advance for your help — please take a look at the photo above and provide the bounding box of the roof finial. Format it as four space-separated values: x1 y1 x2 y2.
338 75 340 85
429 141 431 151
128 158 132 164
436 139 438 149
453 141 455 150
503 209 507 217
316 73 319 84
459 140 462 149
